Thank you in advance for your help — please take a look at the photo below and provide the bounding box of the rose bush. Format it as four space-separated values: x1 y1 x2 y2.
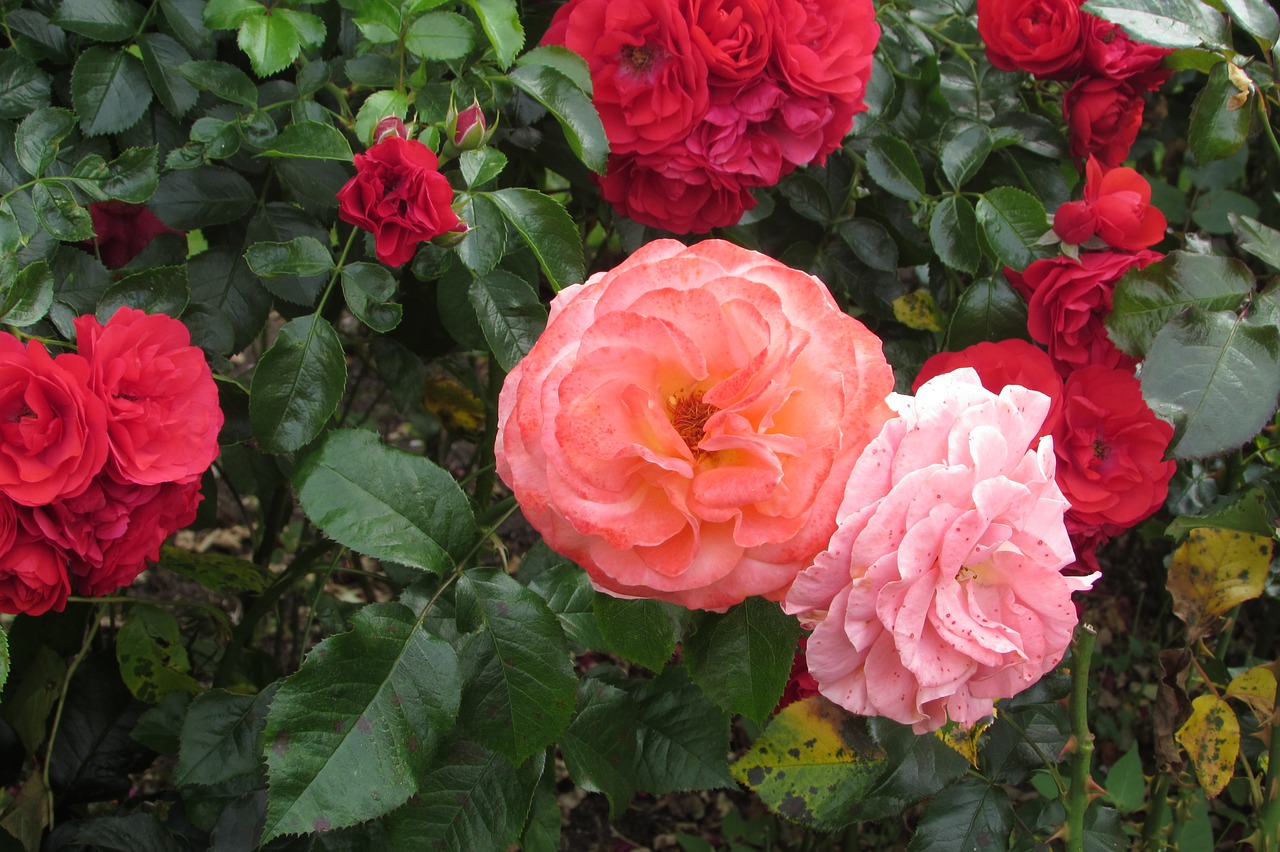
496 238 893 609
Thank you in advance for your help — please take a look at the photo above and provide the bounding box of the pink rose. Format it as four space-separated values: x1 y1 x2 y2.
496 239 894 610
30 473 202 597
544 0 709 156
75 308 223 487
1063 77 1144 167
785 369 1094 733
0 530 71 616
1005 250 1160 376
0 335 109 506
977 0 1085 79
1053 156 1167 250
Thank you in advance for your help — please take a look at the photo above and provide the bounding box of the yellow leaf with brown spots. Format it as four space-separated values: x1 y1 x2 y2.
1225 664 1278 723
892 291 944 332
935 716 994 768
422 377 485 432
1166 527 1272 631
1175 694 1240 798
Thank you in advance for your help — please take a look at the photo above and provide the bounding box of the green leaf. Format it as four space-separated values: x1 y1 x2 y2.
462 0 524 69
1141 307 1280 459
837 218 899 273
203 0 262 30
467 270 547 372
515 45 593 94
508 63 608 175
593 596 680 672
52 0 146 42
0 50 51 119
459 148 508 188
150 165 256 229
860 717 970 819
159 545 268 594
865 135 926 202
1230 213 1280 269
383 742 543 852
175 687 273 788
486 188 584 291
96 265 190 322
1104 746 1145 813
632 666 735 793
188 247 271 354
245 236 334 278
354 89 410 147
1082 0 1229 48
1222 0 1280 41
71 47 153 137
1167 484 1280 540
238 9 324 78
294 429 477 570
160 0 216 55
940 120 993 190
733 697 888 831
456 193 507 277
945 276 1030 350
15 107 78 178
1106 251 1253 357
521 750 561 852
404 12 476 60
930 196 981 275
976 187 1048 272
683 598 800 726
1188 62 1250 164
176 60 258 108
559 679 636 817
342 262 402 333
1 260 54 327
116 605 202 704
248 314 347 453
245 203 329 305
455 569 576 763
909 776 1014 851
260 121 354 160
262 602 461 841
32 182 93 241
139 34 199 120
101 147 160 204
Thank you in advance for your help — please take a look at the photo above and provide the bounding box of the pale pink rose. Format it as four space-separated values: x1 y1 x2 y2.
785 369 1095 732
496 239 894 610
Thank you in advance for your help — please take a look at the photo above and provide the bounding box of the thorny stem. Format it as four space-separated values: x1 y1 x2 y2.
1142 772 1171 850
43 608 99 832
1259 667 1280 852
1064 624 1097 852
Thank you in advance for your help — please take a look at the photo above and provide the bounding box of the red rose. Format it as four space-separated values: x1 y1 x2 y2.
545 0 709 156
599 145 758 233
0 335 108 506
0 530 70 616
684 0 774 87
770 0 879 103
774 636 820 712
1063 77 1144 167
1081 16 1171 91
1052 365 1174 537
1054 156 1166 250
1006 250 1159 376
912 339 1064 438
977 0 1085 78
336 135 460 267
86 201 182 269
30 474 202 597
75 308 222 487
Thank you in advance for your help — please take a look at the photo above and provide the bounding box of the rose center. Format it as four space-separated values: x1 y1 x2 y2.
620 43 664 77
1091 437 1109 461
668 391 717 457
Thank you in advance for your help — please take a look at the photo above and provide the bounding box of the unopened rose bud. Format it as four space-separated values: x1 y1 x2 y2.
374 116 408 143
431 220 469 247
444 100 490 153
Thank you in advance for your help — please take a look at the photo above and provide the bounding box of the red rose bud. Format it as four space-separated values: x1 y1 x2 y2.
374 116 409 143
451 101 488 150
1053 200 1099 245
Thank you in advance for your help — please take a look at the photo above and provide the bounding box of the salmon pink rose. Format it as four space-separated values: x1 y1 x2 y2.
496 239 894 610
786 369 1094 733
75 308 222 487
0 335 108 506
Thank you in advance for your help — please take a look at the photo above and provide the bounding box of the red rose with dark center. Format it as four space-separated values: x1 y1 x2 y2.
0 530 70 616
977 0 1085 78
912 339 1065 438
336 135 461 266
1052 365 1174 537
0 335 108 506
75 308 223 487
86 201 182 269
1005 250 1160 376
1063 77 1144 167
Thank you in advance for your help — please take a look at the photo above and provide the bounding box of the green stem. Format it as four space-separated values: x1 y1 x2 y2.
43 608 99 832
1142 772 1171 851
1064 624 1098 852
1257 95 1280 171
1259 667 1280 852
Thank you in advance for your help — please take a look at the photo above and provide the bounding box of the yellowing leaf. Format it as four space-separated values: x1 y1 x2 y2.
1175 694 1240 798
892 290 944 332
731 696 886 831
1225 664 1278 722
422 378 485 432
935 716 994 768
1166 527 1271 630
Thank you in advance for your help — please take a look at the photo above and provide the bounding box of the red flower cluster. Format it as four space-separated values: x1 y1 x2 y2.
913 340 1174 571
0 308 222 614
1053 156 1167 249
337 134 463 267
977 0 1170 166
543 0 880 234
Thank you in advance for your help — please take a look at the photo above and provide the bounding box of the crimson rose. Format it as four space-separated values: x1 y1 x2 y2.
1063 77 1144 167
1053 156 1167 250
977 0 1085 79
912 339 1064 438
87 201 182 269
337 135 461 266
0 529 70 616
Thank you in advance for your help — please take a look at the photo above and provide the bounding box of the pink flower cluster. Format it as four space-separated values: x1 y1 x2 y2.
0 308 223 615
543 0 880 234
977 0 1171 166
